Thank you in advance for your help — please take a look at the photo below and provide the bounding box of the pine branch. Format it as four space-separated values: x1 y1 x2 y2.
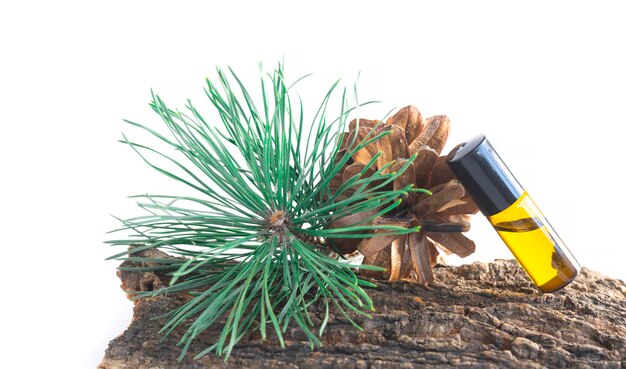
107 63 417 360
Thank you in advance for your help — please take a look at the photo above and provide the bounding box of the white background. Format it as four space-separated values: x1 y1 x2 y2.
2 1 625 368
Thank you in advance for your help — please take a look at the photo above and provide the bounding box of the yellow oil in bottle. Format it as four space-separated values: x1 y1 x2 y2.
488 192 579 292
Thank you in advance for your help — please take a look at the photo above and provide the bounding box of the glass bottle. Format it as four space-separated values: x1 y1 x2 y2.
447 135 579 292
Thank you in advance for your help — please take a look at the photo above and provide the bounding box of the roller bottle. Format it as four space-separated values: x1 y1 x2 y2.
447 135 580 292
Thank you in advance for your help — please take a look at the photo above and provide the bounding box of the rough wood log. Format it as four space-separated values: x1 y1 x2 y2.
100 251 626 369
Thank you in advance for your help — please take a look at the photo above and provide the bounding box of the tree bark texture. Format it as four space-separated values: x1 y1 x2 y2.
100 250 625 369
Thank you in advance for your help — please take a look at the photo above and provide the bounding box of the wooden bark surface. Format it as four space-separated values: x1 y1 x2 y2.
100 251 626 369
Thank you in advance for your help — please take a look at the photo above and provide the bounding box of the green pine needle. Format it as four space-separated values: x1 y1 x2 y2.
107 63 417 361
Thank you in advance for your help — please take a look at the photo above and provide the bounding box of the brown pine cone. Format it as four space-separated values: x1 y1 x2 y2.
331 106 478 284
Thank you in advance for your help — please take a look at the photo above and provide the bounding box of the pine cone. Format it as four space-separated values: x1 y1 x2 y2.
331 106 478 284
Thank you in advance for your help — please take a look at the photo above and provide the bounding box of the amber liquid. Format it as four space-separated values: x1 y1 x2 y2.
488 192 579 292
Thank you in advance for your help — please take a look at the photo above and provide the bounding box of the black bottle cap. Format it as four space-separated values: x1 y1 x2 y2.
446 135 523 216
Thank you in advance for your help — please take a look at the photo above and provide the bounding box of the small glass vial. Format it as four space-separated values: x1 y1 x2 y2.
447 135 580 292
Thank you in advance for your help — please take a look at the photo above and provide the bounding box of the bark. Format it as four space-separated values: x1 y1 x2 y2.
100 250 626 369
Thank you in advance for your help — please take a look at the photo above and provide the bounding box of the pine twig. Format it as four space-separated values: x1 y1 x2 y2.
107 63 416 360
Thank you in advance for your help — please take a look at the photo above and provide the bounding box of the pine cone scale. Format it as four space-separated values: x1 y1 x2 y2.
409 232 435 284
359 230 404 256
427 232 476 258
348 127 378 164
413 180 465 215
408 115 450 155
412 147 438 187
389 238 405 281
391 159 417 204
